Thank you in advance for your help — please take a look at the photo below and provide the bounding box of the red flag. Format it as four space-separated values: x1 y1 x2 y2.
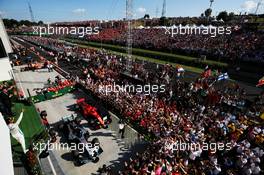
257 79 264 87
202 69 211 78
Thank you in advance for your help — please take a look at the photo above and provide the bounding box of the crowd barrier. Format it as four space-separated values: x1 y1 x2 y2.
75 83 156 142
30 85 75 103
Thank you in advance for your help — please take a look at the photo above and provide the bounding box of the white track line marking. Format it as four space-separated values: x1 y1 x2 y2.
47 155 57 175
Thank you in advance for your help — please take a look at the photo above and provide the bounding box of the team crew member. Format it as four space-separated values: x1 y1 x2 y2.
119 119 125 139
7 109 27 153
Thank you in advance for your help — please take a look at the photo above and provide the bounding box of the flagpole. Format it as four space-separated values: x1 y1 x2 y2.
209 79 217 87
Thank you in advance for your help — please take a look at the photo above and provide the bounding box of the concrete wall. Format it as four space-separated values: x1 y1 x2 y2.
0 18 13 81
0 113 14 175
108 111 146 149
0 57 12 81
0 18 12 54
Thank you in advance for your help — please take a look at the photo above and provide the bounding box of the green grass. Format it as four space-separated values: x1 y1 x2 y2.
89 41 227 66
11 102 44 161
68 41 205 74
256 18 264 23
62 39 238 84
108 48 204 73
68 41 238 83
64 38 228 69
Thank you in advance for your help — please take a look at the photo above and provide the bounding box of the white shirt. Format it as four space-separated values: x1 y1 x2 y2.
8 112 24 137
119 123 125 130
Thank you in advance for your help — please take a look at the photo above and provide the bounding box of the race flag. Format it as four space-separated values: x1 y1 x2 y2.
217 73 229 81
202 69 211 78
260 113 264 120
256 77 264 87
177 67 185 72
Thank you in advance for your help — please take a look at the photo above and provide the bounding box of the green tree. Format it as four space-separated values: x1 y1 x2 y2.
205 8 212 17
20 20 31 26
3 18 19 28
37 20 44 25
228 12 235 21
143 14 150 19
217 11 228 22
159 16 169 26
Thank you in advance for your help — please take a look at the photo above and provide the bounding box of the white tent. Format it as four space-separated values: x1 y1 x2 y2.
199 24 207 29
136 25 144 29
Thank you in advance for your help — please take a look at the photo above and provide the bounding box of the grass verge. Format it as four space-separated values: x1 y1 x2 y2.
11 102 44 162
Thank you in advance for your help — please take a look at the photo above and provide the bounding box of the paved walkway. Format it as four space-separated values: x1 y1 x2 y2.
13 66 64 97
13 66 145 175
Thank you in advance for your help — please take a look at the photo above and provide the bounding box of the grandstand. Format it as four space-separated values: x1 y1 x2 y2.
1 0 264 175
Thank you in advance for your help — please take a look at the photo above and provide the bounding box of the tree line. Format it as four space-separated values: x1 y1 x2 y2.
3 18 44 28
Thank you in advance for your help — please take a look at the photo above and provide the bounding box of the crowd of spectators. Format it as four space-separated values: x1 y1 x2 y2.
0 82 15 117
85 27 264 64
20 36 264 175
9 21 264 64
89 28 123 43
6 16 264 64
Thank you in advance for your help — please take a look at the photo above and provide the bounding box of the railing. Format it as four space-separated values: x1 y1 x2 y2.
13 162 28 175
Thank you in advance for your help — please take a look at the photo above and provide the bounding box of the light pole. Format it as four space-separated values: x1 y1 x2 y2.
126 0 133 71
255 0 263 15
210 0 214 8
